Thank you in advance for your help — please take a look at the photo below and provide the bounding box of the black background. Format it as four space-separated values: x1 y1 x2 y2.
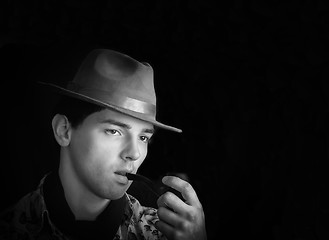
1 1 329 239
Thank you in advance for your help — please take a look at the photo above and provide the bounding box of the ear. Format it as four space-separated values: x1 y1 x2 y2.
52 114 72 147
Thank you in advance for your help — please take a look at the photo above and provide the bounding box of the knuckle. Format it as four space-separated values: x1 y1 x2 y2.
186 211 197 221
181 182 192 193
173 231 184 240
186 207 202 221
157 206 166 217
178 220 189 231
163 191 174 202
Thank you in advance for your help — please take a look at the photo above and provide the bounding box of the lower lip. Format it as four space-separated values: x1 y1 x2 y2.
115 173 128 185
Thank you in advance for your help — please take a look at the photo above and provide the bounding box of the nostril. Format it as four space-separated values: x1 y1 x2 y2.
120 139 142 162
123 152 140 162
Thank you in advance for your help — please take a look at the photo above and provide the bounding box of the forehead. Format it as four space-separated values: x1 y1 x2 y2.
91 108 154 130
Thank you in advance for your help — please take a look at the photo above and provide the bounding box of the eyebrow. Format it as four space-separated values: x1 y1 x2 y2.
100 119 155 134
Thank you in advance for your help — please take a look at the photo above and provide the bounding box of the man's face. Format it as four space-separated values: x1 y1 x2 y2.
66 108 154 200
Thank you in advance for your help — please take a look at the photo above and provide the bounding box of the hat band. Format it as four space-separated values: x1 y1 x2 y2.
67 83 156 116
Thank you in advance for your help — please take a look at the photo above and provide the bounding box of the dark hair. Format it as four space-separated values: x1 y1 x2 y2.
52 95 105 128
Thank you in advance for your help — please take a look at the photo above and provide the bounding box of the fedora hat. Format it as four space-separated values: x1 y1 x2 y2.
39 49 182 133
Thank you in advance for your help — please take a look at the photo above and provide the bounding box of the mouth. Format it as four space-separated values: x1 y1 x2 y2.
114 171 132 185
115 170 135 180
115 171 128 176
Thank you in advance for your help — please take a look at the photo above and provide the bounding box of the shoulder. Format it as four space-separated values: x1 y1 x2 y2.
124 193 166 240
0 177 47 239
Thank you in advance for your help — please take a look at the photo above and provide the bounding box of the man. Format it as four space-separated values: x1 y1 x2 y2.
0 48 207 239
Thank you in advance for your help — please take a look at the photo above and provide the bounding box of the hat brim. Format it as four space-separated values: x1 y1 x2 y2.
38 82 182 133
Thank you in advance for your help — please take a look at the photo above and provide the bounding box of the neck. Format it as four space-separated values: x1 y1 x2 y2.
58 149 110 221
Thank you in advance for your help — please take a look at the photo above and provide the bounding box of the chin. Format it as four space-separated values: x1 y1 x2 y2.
103 190 126 200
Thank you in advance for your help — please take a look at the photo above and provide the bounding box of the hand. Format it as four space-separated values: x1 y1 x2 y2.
155 176 207 240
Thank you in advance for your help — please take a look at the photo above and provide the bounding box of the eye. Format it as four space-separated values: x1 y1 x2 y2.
140 135 151 143
105 129 121 136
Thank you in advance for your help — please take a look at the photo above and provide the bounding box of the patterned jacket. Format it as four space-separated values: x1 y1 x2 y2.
0 174 167 240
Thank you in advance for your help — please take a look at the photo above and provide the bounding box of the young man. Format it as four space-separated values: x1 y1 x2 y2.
0 49 207 239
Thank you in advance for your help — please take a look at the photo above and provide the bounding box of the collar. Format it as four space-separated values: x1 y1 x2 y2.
42 172 127 239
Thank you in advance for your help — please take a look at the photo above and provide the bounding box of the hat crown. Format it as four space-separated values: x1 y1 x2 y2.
66 49 156 117
71 49 156 106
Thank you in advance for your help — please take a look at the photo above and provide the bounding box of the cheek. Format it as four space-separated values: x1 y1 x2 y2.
70 132 93 160
70 131 112 169
70 135 120 188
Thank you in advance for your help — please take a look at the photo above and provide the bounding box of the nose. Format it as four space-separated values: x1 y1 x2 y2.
121 138 141 161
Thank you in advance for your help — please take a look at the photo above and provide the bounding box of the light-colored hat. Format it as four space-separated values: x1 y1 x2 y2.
39 49 182 133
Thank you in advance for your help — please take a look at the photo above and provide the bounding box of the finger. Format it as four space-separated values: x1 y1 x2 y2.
157 206 183 228
157 191 187 213
155 220 176 240
162 176 201 207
